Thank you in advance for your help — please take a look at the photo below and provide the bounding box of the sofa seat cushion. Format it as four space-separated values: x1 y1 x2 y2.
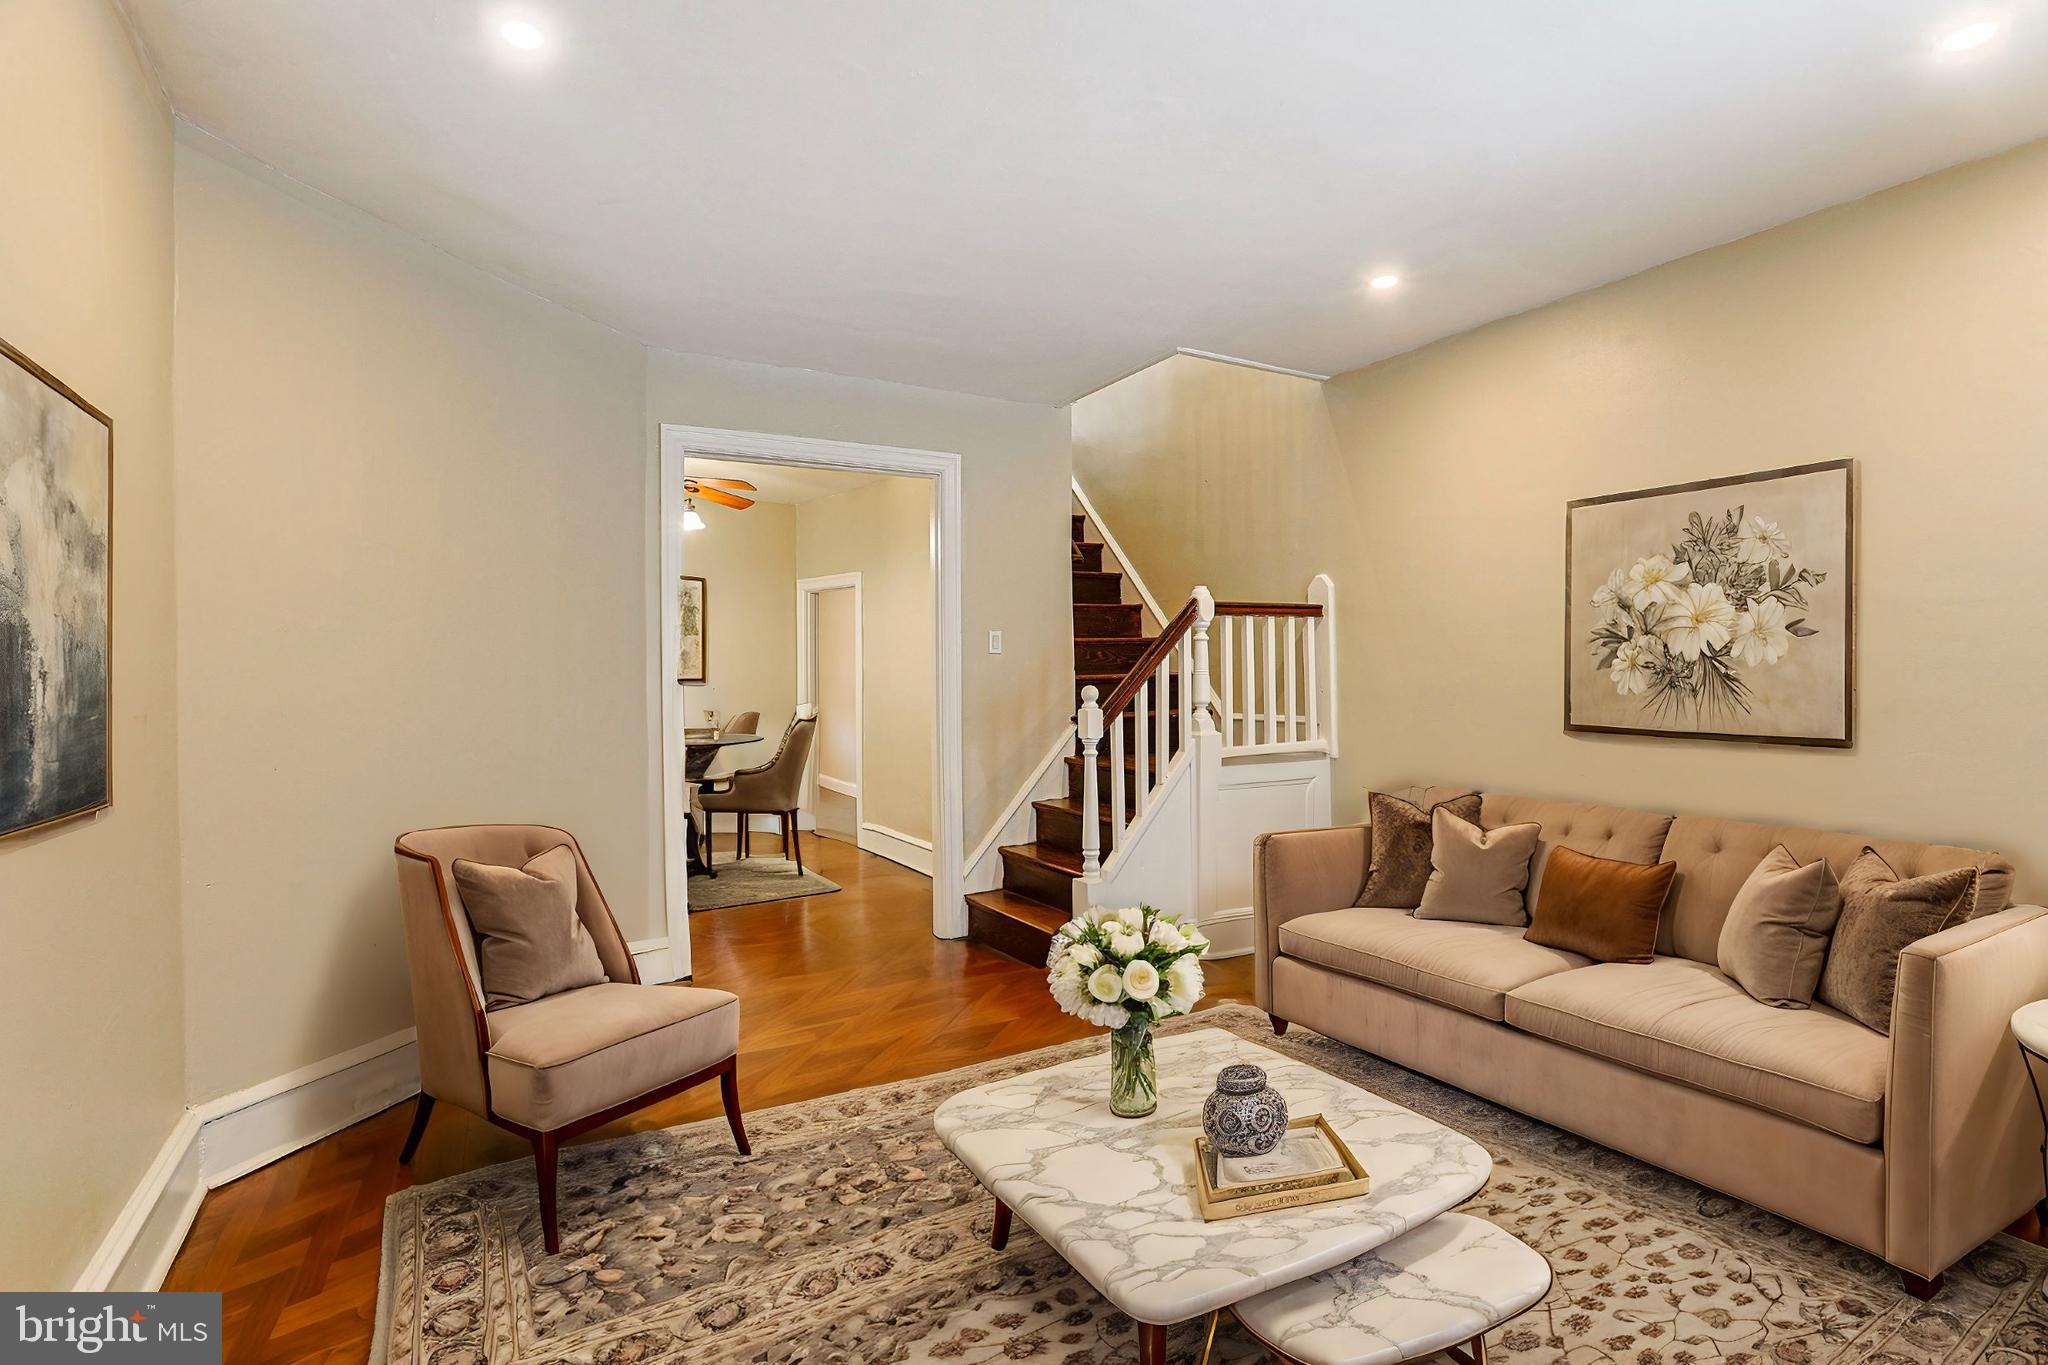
486 982 740 1131
1504 958 1887 1143
1278 907 1591 1022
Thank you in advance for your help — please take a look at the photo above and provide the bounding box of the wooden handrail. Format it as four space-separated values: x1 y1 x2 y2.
1099 597 1197 718
1213 601 1324 617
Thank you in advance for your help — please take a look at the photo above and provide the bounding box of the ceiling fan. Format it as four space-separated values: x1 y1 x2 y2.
683 476 757 510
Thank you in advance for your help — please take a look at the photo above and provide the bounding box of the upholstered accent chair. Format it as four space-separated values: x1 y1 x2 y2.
697 713 819 874
721 711 760 736
393 824 747 1254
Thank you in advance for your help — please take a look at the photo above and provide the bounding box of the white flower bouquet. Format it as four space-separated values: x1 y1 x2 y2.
1046 905 1207 1116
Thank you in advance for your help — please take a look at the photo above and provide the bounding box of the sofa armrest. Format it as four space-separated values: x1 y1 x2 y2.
1885 902 2048 1278
1253 824 1370 1010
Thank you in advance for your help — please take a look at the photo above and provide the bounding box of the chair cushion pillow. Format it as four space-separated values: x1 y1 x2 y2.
1816 849 1981 1035
1524 846 1676 964
1415 807 1541 925
486 983 739 1130
1357 790 1480 909
1717 845 1843 1009
452 844 609 1009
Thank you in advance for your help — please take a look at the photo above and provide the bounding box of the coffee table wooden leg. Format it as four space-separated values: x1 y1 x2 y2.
1137 1322 1167 1365
990 1197 1012 1250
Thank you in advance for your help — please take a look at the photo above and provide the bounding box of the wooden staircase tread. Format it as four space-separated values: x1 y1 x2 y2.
1072 570 1122 581
999 842 1086 875
1074 635 1158 645
1032 795 1111 820
963 889 1070 932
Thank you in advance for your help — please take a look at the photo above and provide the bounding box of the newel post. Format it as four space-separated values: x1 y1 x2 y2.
1189 587 1217 738
1076 685 1104 877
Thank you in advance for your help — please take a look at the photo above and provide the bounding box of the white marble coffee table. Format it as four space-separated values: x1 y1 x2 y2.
934 1027 1493 1365
1231 1212 1551 1365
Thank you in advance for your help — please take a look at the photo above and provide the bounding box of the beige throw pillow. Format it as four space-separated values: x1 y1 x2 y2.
451 844 609 1010
1816 849 1980 1035
1716 846 1843 1009
1357 790 1481 909
1415 808 1541 925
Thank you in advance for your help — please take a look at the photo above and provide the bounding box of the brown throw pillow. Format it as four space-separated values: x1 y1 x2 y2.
1717 846 1844 1009
1416 807 1542 925
451 844 609 1010
1524 845 1676 963
1816 849 1981 1035
1357 790 1481 909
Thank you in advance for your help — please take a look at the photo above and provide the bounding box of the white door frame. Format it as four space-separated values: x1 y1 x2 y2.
795 572 863 838
658 424 966 966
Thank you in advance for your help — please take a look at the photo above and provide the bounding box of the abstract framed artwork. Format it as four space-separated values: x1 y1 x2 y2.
1566 460 1854 747
676 575 707 684
1 336 113 837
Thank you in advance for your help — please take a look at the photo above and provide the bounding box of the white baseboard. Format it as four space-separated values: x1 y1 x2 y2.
77 1028 425 1292
1199 906 1255 959
816 773 858 798
197 1028 422 1189
74 1111 204 1292
76 928 700 1291
858 821 935 876
629 937 680 984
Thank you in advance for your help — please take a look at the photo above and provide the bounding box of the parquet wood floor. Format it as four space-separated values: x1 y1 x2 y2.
161 832 1253 1362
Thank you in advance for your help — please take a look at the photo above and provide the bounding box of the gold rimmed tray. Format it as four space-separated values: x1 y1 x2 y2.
1192 1113 1371 1221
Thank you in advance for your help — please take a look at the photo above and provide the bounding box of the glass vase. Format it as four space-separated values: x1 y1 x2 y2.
1108 1018 1157 1118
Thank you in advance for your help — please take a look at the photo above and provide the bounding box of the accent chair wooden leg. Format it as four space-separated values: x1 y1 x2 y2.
991 1197 1012 1250
781 811 792 860
1269 1014 1290 1036
1136 1322 1166 1365
791 813 804 876
533 1131 562 1255
397 1093 435 1164
1901 1270 1943 1300
719 1059 751 1155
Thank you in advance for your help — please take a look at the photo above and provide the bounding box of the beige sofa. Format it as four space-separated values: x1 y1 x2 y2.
1253 788 2048 1295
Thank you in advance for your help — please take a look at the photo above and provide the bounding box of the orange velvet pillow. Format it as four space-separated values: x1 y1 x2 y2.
1524 846 1677 963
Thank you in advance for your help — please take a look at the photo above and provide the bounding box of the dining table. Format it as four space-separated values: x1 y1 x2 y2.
684 730 764 879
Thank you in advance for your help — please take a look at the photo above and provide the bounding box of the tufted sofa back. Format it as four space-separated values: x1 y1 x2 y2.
1658 815 2013 965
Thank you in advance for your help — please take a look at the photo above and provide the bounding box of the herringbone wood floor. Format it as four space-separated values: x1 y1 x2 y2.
161 833 1255 1362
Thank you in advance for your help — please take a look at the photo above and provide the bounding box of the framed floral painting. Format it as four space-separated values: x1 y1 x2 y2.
1565 460 1854 747
676 575 706 684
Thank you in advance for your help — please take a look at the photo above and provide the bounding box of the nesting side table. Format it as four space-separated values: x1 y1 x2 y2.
2010 1000 2048 1223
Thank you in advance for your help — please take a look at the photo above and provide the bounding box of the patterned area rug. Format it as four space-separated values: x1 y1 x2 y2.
686 856 841 911
373 1004 2048 1364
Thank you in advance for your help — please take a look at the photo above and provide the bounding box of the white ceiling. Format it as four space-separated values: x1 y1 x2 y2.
685 456 880 505
125 2 2048 404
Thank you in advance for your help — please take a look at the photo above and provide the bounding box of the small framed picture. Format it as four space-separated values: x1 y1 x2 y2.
676 575 707 684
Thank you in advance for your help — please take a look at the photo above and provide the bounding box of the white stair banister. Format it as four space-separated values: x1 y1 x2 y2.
1190 587 1216 738
1077 685 1103 876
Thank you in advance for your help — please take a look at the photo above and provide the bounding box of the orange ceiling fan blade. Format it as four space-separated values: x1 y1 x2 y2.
691 477 757 492
692 487 755 510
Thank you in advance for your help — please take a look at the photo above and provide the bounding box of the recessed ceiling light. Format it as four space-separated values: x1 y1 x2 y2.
1938 19 1998 51
1368 274 1401 291
500 19 546 50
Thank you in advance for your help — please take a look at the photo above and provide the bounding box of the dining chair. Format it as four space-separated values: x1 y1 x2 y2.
392 824 748 1254
697 713 819 874
721 711 760 736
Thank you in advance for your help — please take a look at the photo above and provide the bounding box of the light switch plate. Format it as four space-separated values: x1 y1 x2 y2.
987 630 1003 654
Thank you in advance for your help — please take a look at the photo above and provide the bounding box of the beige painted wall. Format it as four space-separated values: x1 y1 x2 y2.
798 477 937 842
1321 141 2048 895
680 495 798 765
0 0 185 1289
171 133 654 1102
645 349 1073 856
1073 354 1357 610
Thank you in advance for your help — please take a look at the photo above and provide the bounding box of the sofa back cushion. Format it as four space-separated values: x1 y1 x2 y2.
1659 815 2014 965
1462 792 1675 919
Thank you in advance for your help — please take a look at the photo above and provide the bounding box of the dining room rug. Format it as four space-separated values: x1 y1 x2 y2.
686 855 840 911
372 1004 2048 1365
